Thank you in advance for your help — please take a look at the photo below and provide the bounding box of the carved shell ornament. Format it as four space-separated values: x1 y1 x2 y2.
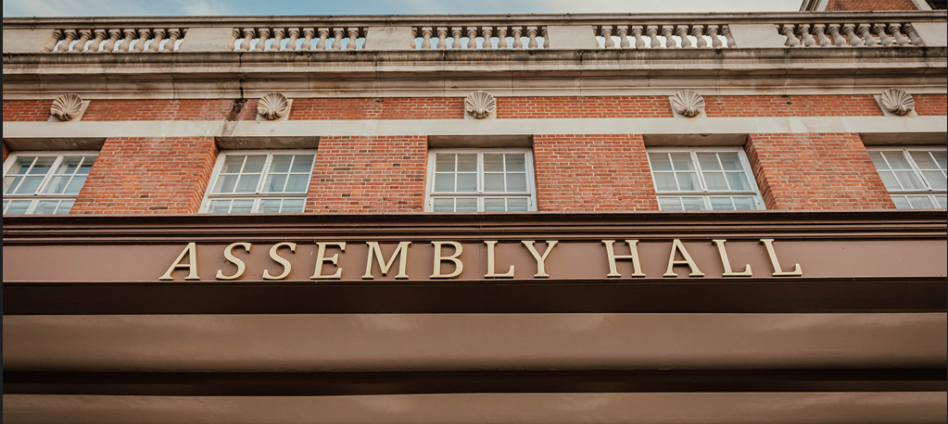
50 93 83 121
465 91 496 119
671 90 705 118
257 92 290 120
880 89 915 116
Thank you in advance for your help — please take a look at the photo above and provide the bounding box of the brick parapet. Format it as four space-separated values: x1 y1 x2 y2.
82 99 258 121
915 94 947 116
496 97 674 119
289 98 464 120
71 137 218 214
533 134 659 212
3 100 51 122
826 0 918 10
305 136 428 213
705 95 885 117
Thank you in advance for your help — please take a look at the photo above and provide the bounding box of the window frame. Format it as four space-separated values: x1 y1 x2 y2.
199 150 318 214
2 150 99 215
425 148 538 212
645 147 765 211
866 146 947 210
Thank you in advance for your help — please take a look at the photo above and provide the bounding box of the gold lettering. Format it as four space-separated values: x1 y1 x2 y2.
664 239 705 277
760 239 803 276
263 242 296 280
311 242 346 280
484 241 515 278
430 241 463 279
712 239 752 277
363 241 411 280
159 242 200 281
602 240 646 278
216 242 251 280
521 240 558 278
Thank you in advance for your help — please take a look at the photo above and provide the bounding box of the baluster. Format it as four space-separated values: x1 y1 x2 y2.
451 27 463 49
511 27 523 49
904 23 924 46
331 28 344 50
813 24 832 47
646 26 661 48
164 28 180 52
420 27 432 50
466 27 478 49
300 28 314 51
57 30 77 53
149 29 165 52
346 28 360 50
887 23 910 46
317 28 330 50
601 26 614 48
42 29 63 53
497 27 508 49
135 29 151 52
482 27 494 49
285 28 299 51
781 24 801 47
707 25 722 48
526 26 539 48
632 26 645 49
437 27 448 49
410 27 417 49
87 29 107 53
225 28 239 51
722 25 736 48
253 28 269 51
827 24 847 47
797 24 815 47
872 24 894 47
842 24 862 47
71 29 91 52
270 28 285 51
857 24 877 46
692 25 707 48
238 28 253 51
118 29 135 52
676 25 692 48
617 26 630 48
103 29 121 53
661 26 676 48
542 27 550 48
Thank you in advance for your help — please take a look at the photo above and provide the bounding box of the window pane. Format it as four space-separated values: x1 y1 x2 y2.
894 171 923 190
710 197 733 210
78 157 95 175
264 174 287 192
9 157 35 175
28 157 55 175
3 200 8 212
935 195 947 208
681 197 705 210
215 175 239 193
653 172 677 192
65 176 86 194
432 198 454 212
5 200 31 215
908 196 934 209
733 197 756 210
910 151 937 169
235 175 261 193
658 197 683 211
222 155 245 173
457 173 477 192
507 198 528 211
456 198 477 212
4 176 22 194
506 154 526 172
884 152 911 170
718 153 742 171
269 155 292 173
285 175 309 193
230 200 254 213
57 157 82 174
697 153 721 171
484 198 505 212
260 199 282 213
649 153 673 171
676 173 698 191
670 153 694 171
43 176 69 194
891 196 910 209
456 154 477 172
869 151 888 170
434 174 455 192
704 172 728 190
506 174 527 192
282 199 305 213
484 154 504 172
56 199 75 214
877 171 900 190
931 151 946 170
921 170 946 190
291 155 314 173
243 156 266 173
725 173 751 191
209 200 232 213
34 200 60 215
435 154 455 172
14 176 45 194
484 173 505 192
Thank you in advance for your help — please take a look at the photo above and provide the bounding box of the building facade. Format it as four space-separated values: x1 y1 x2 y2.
2 1 947 422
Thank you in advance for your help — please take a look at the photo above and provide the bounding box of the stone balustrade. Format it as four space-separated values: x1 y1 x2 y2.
410 26 549 50
225 27 368 51
40 28 185 53
593 24 733 49
777 21 926 47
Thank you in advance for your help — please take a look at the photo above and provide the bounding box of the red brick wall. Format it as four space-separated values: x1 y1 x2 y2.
82 99 258 121
826 0 917 10
745 133 895 210
915 94 947 116
72 137 218 214
305 136 427 213
497 97 673 119
705 95 884 118
533 134 658 212
3 100 50 121
290 98 464 120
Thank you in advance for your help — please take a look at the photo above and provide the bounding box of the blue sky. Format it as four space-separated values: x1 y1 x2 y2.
3 0 802 17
